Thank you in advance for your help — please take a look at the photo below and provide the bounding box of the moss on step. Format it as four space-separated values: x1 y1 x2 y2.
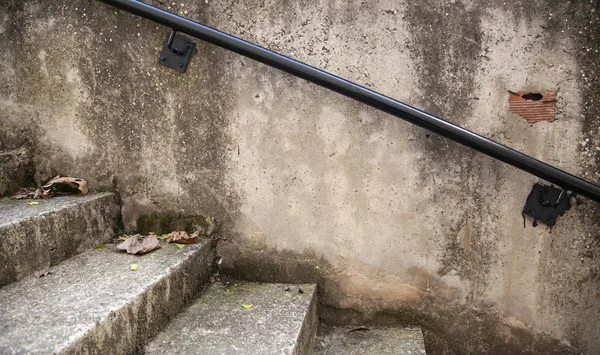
136 212 218 236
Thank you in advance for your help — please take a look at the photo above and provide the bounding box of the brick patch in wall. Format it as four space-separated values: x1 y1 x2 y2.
509 91 557 123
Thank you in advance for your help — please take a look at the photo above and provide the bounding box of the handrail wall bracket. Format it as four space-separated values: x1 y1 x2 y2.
158 30 194 72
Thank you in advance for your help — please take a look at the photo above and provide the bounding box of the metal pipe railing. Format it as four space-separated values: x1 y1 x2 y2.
97 0 600 203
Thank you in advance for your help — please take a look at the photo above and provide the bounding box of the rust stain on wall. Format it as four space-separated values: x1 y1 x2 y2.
509 91 557 123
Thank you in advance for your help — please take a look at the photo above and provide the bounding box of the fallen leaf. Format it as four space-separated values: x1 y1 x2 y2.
13 192 30 199
165 231 198 244
118 236 143 254
117 235 161 255
174 243 186 249
118 235 128 241
93 243 106 249
347 327 370 333
27 201 40 205
42 176 88 198
157 234 168 239
13 187 44 200
130 264 139 271
241 304 253 309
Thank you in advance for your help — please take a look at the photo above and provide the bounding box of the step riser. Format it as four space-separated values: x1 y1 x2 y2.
294 290 318 355
63 241 215 355
0 193 121 286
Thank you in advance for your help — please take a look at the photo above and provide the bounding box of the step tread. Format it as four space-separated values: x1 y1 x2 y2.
315 326 426 354
0 193 112 227
0 239 213 354
146 282 317 355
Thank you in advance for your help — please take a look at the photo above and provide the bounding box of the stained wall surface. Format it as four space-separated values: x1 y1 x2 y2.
1 0 599 353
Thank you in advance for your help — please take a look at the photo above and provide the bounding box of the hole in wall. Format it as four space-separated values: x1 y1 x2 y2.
521 93 544 101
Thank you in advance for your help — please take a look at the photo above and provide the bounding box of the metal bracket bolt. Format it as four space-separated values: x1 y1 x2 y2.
157 30 194 73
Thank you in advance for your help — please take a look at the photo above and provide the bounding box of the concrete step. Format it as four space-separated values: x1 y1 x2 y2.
146 282 318 355
0 238 215 354
314 326 427 354
0 193 120 286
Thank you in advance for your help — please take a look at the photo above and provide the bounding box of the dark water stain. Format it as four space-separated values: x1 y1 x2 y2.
405 0 482 168
3 0 241 224
403 3 492 291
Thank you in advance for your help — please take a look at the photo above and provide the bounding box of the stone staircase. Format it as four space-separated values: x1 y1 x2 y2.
0 194 426 354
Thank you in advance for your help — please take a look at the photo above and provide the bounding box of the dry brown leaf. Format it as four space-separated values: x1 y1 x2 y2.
165 231 198 244
140 235 160 253
117 236 143 254
117 235 161 255
13 190 32 200
12 188 43 200
33 188 44 199
42 176 88 198
347 327 370 333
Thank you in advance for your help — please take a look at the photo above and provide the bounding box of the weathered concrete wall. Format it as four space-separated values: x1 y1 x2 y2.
1 0 599 353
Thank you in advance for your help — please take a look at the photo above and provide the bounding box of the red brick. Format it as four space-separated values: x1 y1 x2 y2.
509 91 556 123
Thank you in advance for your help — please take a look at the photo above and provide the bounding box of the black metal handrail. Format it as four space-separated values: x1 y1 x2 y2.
97 0 600 203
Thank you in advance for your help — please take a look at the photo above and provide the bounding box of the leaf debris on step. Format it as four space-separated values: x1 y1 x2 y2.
12 176 88 199
42 176 88 198
165 230 199 244
27 201 40 205
241 304 253 310
13 188 43 199
130 264 139 271
93 243 106 249
174 243 186 248
117 234 161 255
347 327 370 333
